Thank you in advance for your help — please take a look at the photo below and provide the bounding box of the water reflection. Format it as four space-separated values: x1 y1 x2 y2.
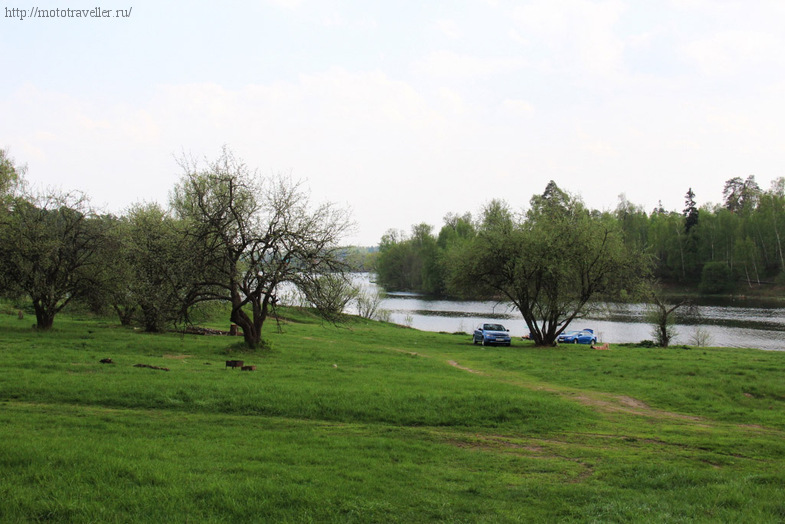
349 274 785 351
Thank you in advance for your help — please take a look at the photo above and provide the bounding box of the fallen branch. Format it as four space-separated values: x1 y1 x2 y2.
134 363 170 371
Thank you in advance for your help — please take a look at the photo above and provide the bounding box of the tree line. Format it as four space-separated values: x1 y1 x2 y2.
376 182 648 345
0 147 354 348
376 175 785 299
4 141 781 348
374 177 785 346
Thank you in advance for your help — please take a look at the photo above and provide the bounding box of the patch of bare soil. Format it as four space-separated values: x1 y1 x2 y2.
447 360 484 375
569 392 702 421
163 354 192 360
386 347 424 357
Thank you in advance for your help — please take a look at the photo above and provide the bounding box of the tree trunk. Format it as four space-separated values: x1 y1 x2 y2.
230 298 264 349
141 305 164 332
33 301 55 330
773 215 785 272
113 304 136 327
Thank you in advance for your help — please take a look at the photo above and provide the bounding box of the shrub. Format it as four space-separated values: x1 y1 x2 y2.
699 262 735 294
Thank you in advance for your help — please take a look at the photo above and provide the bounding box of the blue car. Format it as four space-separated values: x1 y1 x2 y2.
557 328 597 345
473 323 511 346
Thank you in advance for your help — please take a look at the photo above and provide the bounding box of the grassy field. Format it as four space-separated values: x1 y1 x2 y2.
2 307 785 522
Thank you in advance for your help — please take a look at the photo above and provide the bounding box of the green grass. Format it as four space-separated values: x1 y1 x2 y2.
2 307 785 522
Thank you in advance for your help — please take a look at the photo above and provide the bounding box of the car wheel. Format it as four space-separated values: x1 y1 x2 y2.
482 338 487 347
592 338 597 345
573 339 578 344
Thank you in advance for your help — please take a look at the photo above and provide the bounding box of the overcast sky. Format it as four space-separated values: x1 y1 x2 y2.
2 0 785 245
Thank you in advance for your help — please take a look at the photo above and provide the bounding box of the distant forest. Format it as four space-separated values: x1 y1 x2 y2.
373 175 785 297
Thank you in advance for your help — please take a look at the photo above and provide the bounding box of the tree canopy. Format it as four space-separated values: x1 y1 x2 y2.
0 190 107 329
447 183 645 346
172 147 354 348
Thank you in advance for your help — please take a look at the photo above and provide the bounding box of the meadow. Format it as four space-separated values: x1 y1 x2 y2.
2 306 785 522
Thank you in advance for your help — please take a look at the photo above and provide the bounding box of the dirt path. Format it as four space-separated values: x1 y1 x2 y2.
447 360 484 374
445 358 703 422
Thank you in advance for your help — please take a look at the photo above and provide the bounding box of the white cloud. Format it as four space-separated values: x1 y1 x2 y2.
512 0 627 76
412 50 526 78
6 1 785 244
577 129 619 159
322 12 345 27
681 30 782 76
436 19 462 39
501 99 535 116
438 88 466 115
266 0 303 9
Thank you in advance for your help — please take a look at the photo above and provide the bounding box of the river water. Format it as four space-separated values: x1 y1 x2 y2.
346 274 785 351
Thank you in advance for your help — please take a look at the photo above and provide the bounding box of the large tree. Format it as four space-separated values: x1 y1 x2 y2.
172 147 353 348
683 188 699 233
0 190 107 329
451 182 646 346
723 175 761 214
98 203 194 331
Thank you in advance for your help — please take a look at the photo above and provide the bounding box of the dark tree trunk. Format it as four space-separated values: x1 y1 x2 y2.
33 301 55 330
113 304 136 327
230 299 262 349
141 305 164 332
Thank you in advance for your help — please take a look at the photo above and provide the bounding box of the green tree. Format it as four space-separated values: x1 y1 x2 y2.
699 261 735 294
374 224 442 294
755 189 785 275
615 194 649 251
723 175 761 215
0 190 107 329
683 188 699 233
451 183 645 346
109 203 194 332
0 149 25 206
375 229 418 291
734 235 762 287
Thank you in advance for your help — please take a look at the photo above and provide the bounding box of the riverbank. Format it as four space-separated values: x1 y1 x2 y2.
2 308 785 521
657 280 785 303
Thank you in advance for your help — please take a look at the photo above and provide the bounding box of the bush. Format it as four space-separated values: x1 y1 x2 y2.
689 327 713 347
699 262 735 294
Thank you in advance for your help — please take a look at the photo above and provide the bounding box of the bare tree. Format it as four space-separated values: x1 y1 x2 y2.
172 147 353 348
355 287 386 320
647 295 684 348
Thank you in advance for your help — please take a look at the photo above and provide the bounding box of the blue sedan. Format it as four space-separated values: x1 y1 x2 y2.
557 328 597 345
473 323 512 346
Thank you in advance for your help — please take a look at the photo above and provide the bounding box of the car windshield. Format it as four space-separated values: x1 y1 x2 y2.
484 324 505 331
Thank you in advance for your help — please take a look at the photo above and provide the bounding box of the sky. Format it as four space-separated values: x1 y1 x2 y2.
2 0 785 245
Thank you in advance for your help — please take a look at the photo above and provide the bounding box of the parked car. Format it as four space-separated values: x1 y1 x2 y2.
557 328 597 345
473 323 512 346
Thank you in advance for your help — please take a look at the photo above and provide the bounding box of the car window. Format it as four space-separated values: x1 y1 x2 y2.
485 324 505 331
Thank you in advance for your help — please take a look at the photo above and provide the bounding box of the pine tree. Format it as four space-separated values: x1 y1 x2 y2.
684 188 699 233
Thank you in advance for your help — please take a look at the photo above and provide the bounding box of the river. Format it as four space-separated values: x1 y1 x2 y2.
345 274 785 351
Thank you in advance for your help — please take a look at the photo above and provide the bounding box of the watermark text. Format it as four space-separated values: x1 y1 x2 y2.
4 6 133 20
